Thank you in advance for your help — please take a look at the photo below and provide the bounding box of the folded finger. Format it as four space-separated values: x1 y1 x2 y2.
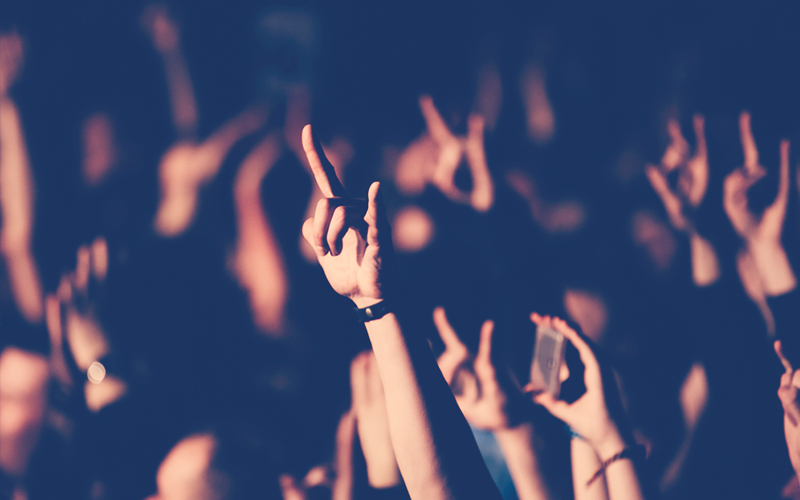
327 206 348 256
313 198 334 256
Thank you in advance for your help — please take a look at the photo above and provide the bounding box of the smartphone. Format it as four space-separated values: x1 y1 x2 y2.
530 324 567 398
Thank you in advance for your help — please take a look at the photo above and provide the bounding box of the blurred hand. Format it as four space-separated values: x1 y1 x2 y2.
350 351 400 488
527 314 627 458
0 31 23 95
775 341 800 476
300 124 392 308
645 114 707 232
434 307 517 431
280 411 356 500
724 112 795 295
724 113 790 246
141 4 180 53
395 96 494 212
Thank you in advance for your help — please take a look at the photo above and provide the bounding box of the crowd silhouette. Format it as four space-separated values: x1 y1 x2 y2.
2 2 800 499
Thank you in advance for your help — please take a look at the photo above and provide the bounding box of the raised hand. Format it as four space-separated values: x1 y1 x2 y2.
300 124 391 308
723 112 795 295
154 107 267 237
230 133 288 335
775 341 800 476
434 307 516 431
527 314 628 458
0 31 24 95
724 113 790 242
394 96 494 212
351 351 400 488
645 114 708 232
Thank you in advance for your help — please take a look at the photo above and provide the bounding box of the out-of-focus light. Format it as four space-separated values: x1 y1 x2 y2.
392 206 434 253
631 210 676 272
87 361 106 384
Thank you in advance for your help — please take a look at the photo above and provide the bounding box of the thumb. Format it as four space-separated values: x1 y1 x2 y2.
532 391 571 423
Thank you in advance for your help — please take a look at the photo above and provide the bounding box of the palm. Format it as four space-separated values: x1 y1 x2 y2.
317 228 382 301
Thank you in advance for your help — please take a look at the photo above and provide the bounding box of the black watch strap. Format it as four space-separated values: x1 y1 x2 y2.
354 300 392 323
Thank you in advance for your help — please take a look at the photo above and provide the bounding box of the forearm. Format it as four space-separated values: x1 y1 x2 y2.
0 96 34 251
747 240 796 296
493 422 553 500
162 50 197 137
571 438 608 500
688 232 719 287
594 434 645 500
364 311 502 500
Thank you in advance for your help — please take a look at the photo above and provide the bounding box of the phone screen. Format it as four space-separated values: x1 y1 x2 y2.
530 325 567 398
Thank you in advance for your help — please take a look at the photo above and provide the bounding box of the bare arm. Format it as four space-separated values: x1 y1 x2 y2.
143 4 197 137
0 33 43 323
571 437 609 500
433 308 553 500
231 134 287 334
300 124 501 500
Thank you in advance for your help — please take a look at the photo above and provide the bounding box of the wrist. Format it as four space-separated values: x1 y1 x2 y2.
591 426 630 461
746 240 797 296
351 296 385 309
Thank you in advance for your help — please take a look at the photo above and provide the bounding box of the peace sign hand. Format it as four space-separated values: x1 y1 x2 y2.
434 307 519 431
300 125 393 308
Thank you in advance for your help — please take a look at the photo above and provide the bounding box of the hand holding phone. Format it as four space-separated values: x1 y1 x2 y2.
529 324 567 398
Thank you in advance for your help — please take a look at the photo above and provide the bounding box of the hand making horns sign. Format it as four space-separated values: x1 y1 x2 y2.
300 124 392 309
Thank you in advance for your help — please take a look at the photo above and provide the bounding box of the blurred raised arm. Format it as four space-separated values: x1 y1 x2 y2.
142 4 197 138
0 31 43 323
230 133 287 335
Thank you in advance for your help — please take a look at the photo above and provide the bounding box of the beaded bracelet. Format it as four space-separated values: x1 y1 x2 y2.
586 444 646 487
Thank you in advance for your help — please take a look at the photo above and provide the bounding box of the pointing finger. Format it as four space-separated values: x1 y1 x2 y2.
475 319 495 366
302 124 347 198
739 112 759 173
434 307 467 353
419 95 456 144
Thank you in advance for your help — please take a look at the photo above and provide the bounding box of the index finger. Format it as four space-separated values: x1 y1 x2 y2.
433 306 467 353
302 124 348 198
739 112 760 173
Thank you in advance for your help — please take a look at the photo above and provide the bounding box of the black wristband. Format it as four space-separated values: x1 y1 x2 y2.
354 300 392 323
